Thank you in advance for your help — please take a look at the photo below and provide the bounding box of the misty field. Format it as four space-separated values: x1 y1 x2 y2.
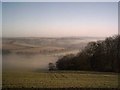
2 37 118 89
2 71 118 88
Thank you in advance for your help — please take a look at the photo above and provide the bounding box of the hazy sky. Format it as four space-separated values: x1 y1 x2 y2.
118 1 120 34
0 2 2 38
2 2 118 37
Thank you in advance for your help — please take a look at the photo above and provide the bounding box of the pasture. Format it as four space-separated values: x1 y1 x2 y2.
2 71 118 88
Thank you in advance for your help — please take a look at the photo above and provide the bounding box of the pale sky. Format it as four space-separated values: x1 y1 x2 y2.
0 2 2 38
2 2 118 37
118 1 120 34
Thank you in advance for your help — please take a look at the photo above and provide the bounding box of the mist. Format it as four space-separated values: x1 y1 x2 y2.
3 53 58 71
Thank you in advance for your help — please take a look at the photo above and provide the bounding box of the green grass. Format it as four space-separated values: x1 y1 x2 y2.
2 71 118 88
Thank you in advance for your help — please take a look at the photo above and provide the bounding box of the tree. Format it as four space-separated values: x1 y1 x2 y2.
48 63 56 71
55 35 120 72
56 54 76 70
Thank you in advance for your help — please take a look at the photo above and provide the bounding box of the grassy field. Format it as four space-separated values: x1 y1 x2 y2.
2 71 118 88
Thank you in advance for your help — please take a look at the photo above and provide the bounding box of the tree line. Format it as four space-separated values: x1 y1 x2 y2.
55 35 120 73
